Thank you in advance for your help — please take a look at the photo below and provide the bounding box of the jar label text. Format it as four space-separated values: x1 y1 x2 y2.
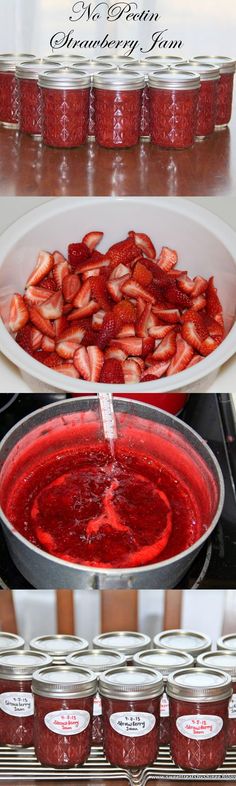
176 714 223 740
110 711 156 737
44 709 90 735
0 692 34 717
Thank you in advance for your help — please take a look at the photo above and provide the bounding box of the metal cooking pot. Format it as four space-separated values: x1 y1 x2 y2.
0 397 224 589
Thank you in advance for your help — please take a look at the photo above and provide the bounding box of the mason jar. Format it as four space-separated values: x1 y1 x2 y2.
71 62 116 138
174 61 220 138
0 649 52 747
193 56 236 128
153 629 211 659
93 71 145 147
38 68 90 147
149 70 200 148
30 634 89 664
121 61 165 139
93 631 151 664
16 60 61 138
198 650 236 748
0 54 36 127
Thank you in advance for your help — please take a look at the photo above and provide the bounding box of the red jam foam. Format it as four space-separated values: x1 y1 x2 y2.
41 87 89 147
34 694 93 767
169 696 229 771
0 411 219 569
150 87 199 148
94 88 142 147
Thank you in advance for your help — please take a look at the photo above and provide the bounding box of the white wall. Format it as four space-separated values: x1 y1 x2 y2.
0 0 235 59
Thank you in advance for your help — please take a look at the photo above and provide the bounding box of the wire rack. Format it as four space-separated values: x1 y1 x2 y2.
0 745 236 783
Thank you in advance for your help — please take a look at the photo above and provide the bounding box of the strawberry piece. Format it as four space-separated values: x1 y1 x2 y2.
136 303 152 337
158 246 178 271
151 330 176 361
56 340 79 359
191 276 208 296
190 295 206 311
129 231 156 259
104 237 138 270
62 273 81 302
90 274 111 310
26 251 54 287
110 263 130 279
167 336 194 376
79 320 98 347
60 324 85 342
53 250 67 265
113 300 136 327
29 307 55 339
31 327 43 350
87 346 104 382
139 373 160 382
68 302 98 320
96 312 116 349
73 347 90 380
37 292 64 320
182 311 208 352
100 358 125 384
82 231 104 251
9 294 29 332
55 364 80 378
142 336 155 357
165 284 191 309
206 276 222 317
73 280 91 308
200 336 220 356
105 347 127 362
82 269 100 280
178 274 196 295
92 310 106 330
33 350 62 369
107 274 130 303
68 242 90 270
53 261 69 289
121 279 154 303
141 362 170 379
123 359 141 384
187 354 202 367
41 336 55 353
54 316 68 339
133 261 153 287
40 276 57 292
117 324 135 337
204 314 224 339
152 307 180 323
15 323 34 355
77 258 109 274
111 337 143 356
149 324 174 339
24 286 53 306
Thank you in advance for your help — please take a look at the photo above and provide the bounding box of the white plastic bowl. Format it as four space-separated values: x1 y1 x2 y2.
0 197 235 393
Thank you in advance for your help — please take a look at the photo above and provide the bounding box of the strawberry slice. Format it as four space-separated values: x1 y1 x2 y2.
41 336 55 353
200 336 220 356
152 307 180 323
121 279 154 303
90 274 111 310
158 246 178 271
26 251 54 287
68 242 90 270
92 310 106 329
151 330 176 361
187 354 202 367
110 263 130 279
165 284 191 309
33 350 62 369
82 269 100 280
29 307 55 339
182 311 208 352
15 323 34 355
54 316 68 338
178 274 196 295
117 324 135 337
111 337 143 356
149 324 174 339
68 302 98 320
123 359 141 384
62 273 81 302
55 363 80 378
105 347 127 362
53 261 69 288
206 276 223 317
31 327 43 350
136 303 152 337
73 280 91 308
53 250 67 265
24 286 52 306
204 314 224 339
60 324 85 342
100 358 125 384
190 295 206 311
73 346 90 379
133 261 153 288
96 312 116 349
191 276 208 296
76 258 109 274
40 276 57 292
103 237 138 270
56 340 79 359
9 294 29 332
82 231 104 251
113 300 136 328
37 292 64 320
107 274 130 302
142 336 155 357
167 336 194 376
141 362 170 379
129 231 156 259
87 346 104 382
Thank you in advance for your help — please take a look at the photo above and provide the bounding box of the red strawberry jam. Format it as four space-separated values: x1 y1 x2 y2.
149 71 200 149
100 666 163 767
0 409 220 570
38 69 90 147
193 56 235 127
0 55 36 126
32 666 96 767
167 668 232 771
17 60 61 137
198 650 236 748
175 62 220 138
71 63 116 138
0 650 52 747
94 72 144 148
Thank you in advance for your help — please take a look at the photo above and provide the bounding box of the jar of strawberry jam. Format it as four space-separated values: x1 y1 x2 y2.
66 649 127 745
93 631 151 664
72 63 116 139
16 60 61 138
149 70 200 149
174 62 220 138
197 650 236 748
93 71 145 148
0 649 52 747
30 634 89 664
133 649 194 745
100 666 163 767
0 54 36 127
0 632 25 650
121 61 165 139
193 56 236 128
32 665 97 767
154 629 211 660
38 69 90 147
167 667 232 771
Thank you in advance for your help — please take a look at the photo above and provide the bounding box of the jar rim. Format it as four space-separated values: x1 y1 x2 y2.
0 632 24 649
0 54 37 72
0 649 52 679
153 630 211 657
93 631 151 656
66 648 127 672
93 70 145 90
193 55 236 74
38 68 90 89
32 665 97 698
174 62 220 81
217 634 236 651
197 650 236 677
167 667 232 702
133 648 194 676
30 634 89 657
148 70 200 90
99 666 163 700
16 60 62 79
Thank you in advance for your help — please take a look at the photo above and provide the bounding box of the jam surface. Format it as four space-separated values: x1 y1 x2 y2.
19 78 42 136
0 678 34 746
2 424 204 569
41 87 89 147
215 73 234 126
169 697 229 771
34 694 93 767
102 695 160 767
95 88 142 147
150 87 199 148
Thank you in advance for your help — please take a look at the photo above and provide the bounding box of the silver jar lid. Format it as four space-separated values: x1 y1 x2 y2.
167 668 232 703
93 70 145 90
197 651 236 678
71 63 116 77
44 54 90 63
38 68 90 90
174 62 220 81
16 60 62 79
121 62 166 75
99 666 163 700
93 631 151 657
0 649 52 680
133 648 194 677
148 70 200 90
217 634 236 652
32 665 97 698
66 649 127 672
0 54 37 72
140 55 185 66
95 55 137 65
0 632 25 650
30 634 89 658
153 630 211 657
193 56 236 75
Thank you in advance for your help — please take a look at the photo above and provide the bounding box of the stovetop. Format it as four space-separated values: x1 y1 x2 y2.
0 393 235 589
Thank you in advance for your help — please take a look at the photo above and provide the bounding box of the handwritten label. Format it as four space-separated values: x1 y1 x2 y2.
110 711 156 737
229 694 236 719
160 693 169 718
0 692 34 718
176 715 223 740
44 710 90 735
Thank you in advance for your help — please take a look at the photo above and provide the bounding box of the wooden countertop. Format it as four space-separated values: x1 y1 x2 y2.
0 99 235 196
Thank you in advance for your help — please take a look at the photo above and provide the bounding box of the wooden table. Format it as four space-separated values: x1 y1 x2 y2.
0 100 235 197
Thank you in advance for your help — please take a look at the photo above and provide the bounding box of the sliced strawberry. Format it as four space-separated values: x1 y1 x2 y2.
33 350 62 369
165 284 191 309
206 276 222 318
178 274 196 295
73 280 91 308
133 261 153 288
54 316 68 339
24 286 52 306
82 269 100 280
90 274 111 310
68 242 90 270
129 231 156 259
68 302 98 320
80 320 98 347
15 323 34 355
110 263 130 279
158 246 178 271
73 347 90 380
40 276 57 292
96 312 116 349
136 303 152 337
53 261 69 288
9 294 29 332
182 311 208 352
139 373 160 382
111 337 143 356
56 340 79 359
152 307 180 323
121 279 154 303
77 257 109 274
26 251 54 287
103 237 138 270
87 346 104 382
82 231 104 251
60 324 85 342
41 336 55 353
100 358 125 384
105 347 127 362
123 359 141 384
149 324 174 339
151 331 176 361
92 310 106 330
113 300 136 328
30 327 43 350
29 307 55 339
53 250 67 265
117 324 136 337
107 274 130 302
167 336 194 376
190 295 206 311
204 314 224 339
187 354 202 367
141 362 170 380
37 292 64 320
191 276 208 296
200 336 220 356
55 363 80 378
62 273 81 302
142 336 155 357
